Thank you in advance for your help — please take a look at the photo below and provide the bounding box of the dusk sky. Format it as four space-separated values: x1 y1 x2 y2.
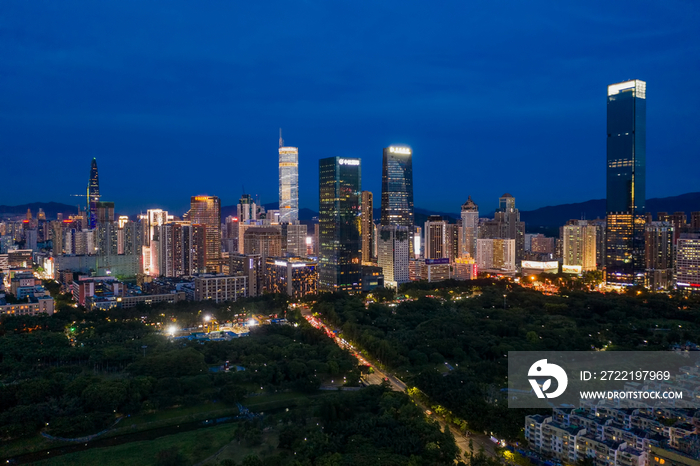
2 1 699 216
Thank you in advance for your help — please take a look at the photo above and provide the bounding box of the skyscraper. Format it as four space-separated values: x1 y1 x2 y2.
190 195 222 273
460 196 479 259
380 146 414 230
361 191 374 264
561 221 598 272
87 158 100 229
377 225 410 288
424 216 447 260
278 131 299 223
605 79 646 286
318 157 362 292
644 222 674 290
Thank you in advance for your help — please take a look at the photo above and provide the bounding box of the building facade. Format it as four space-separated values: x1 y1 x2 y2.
278 135 299 223
605 80 647 286
318 157 362 292
377 225 410 288
361 190 375 264
190 196 222 273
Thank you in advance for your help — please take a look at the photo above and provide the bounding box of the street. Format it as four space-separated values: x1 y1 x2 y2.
300 305 497 460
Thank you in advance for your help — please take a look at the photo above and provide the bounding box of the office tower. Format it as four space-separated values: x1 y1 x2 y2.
377 225 410 288
381 145 414 248
145 209 168 247
25 229 38 252
413 226 421 259
445 223 460 262
313 223 320 256
224 216 240 253
494 194 525 266
561 221 598 272
281 223 307 257
318 157 362 292
190 195 222 273
244 227 282 263
644 222 674 290
605 79 646 286
424 216 447 259
676 233 700 291
476 238 516 274
460 196 479 259
87 158 100 229
278 131 299 224
361 191 374 264
26 209 32 221
96 202 114 224
237 194 257 222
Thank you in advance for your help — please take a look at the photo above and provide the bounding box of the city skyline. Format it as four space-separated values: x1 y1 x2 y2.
2 2 699 214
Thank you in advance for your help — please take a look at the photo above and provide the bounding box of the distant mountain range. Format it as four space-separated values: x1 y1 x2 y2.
519 192 700 227
3 193 698 228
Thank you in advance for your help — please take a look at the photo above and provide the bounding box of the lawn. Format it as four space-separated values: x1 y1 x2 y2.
34 423 279 466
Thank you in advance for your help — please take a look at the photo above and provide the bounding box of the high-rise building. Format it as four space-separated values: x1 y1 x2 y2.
460 196 479 259
278 131 299 224
381 146 414 247
644 222 674 290
237 194 257 222
691 212 700 231
445 223 460 262
243 227 282 263
281 223 307 257
96 202 114 224
676 233 700 291
377 225 410 289
561 221 598 272
361 191 374 264
495 194 525 266
605 79 646 286
87 158 100 229
159 222 194 277
190 196 222 273
318 157 362 292
424 216 447 259
531 234 556 255
476 238 516 274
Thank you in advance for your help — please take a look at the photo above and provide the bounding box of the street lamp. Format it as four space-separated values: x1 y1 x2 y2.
503 294 507 309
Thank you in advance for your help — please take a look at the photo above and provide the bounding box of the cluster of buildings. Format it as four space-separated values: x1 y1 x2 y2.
1 80 699 314
0 270 54 316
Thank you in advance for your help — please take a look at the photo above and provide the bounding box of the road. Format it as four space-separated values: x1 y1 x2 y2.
300 306 497 460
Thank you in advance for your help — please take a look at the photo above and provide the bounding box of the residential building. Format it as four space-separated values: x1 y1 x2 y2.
676 234 700 291
377 225 410 289
193 274 247 302
562 221 598 272
477 238 516 274
645 222 674 290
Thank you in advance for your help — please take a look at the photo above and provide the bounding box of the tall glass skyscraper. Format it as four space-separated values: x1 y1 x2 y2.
318 157 362 292
278 131 299 223
190 195 222 273
605 79 646 286
87 158 100 229
380 146 414 228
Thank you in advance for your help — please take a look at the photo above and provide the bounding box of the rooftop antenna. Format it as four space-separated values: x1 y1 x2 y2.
279 128 284 148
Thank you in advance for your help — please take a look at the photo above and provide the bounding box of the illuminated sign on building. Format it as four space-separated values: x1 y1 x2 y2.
389 146 411 155
521 261 559 270
562 265 583 274
425 258 450 265
338 158 360 166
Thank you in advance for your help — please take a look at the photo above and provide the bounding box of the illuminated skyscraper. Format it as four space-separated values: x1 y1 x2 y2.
318 157 362 292
190 195 222 273
278 130 299 223
381 146 414 229
87 158 100 229
361 191 374 264
460 196 479 259
377 225 410 288
605 79 646 286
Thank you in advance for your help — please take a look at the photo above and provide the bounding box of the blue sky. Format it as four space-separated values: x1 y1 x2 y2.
1 1 698 215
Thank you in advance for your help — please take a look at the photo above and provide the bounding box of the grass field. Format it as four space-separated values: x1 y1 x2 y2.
1 391 317 462
34 423 279 466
